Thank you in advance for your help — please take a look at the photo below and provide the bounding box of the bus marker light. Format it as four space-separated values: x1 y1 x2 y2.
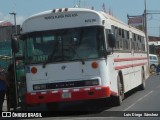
52 9 56 13
64 8 68 12
91 62 98 69
31 67 37 74
59 8 62 12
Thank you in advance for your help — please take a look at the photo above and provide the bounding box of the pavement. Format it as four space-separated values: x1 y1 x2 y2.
2 95 7 111
2 96 47 112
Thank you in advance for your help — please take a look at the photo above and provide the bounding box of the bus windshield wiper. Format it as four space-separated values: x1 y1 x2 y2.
42 48 58 68
69 46 85 65
42 44 85 68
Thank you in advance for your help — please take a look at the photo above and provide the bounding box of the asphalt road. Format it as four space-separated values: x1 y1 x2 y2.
2 74 160 120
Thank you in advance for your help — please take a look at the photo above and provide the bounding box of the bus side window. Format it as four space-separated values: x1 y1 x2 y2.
118 28 123 49
141 36 145 51
126 31 130 50
132 33 136 50
114 27 119 49
138 35 141 51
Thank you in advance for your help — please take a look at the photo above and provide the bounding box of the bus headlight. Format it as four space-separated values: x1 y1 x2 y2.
33 84 47 90
85 79 99 86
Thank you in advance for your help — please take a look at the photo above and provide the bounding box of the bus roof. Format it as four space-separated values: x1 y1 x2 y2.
22 8 108 33
22 8 145 37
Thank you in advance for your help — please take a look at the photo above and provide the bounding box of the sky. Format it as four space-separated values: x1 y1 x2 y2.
0 0 160 37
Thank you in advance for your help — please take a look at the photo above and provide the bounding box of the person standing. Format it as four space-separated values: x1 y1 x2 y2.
0 67 8 112
7 63 17 111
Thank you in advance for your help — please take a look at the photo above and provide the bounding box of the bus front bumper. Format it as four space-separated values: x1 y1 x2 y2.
25 86 110 105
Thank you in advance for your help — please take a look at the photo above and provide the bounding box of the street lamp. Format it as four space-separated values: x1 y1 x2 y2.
9 12 18 110
9 12 17 34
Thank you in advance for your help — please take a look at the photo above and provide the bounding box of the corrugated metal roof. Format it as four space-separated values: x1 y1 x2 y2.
0 21 12 26
149 36 160 42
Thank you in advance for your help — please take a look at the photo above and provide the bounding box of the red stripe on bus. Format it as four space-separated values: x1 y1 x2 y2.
25 86 111 105
115 62 147 70
114 57 147 62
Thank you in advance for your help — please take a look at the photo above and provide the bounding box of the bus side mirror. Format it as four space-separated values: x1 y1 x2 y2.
11 34 19 53
108 33 116 48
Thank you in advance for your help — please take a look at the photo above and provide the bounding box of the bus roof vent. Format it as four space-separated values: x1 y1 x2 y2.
58 8 62 12
64 8 68 12
52 9 56 13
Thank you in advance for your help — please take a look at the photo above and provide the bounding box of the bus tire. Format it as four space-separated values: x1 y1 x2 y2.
139 69 145 90
46 102 59 111
112 75 124 106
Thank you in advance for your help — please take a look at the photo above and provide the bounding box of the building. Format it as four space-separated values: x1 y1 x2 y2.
0 21 20 68
0 21 12 27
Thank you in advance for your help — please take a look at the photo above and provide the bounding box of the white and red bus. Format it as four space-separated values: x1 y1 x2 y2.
16 8 149 109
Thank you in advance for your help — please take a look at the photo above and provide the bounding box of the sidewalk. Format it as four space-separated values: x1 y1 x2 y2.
2 95 7 111
2 97 47 112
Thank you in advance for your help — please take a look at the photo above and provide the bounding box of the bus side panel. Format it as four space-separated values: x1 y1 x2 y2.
105 55 118 96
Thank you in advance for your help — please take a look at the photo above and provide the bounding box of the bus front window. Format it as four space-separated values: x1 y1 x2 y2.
24 26 105 64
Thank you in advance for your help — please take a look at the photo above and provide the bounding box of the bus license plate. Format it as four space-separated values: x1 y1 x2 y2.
62 92 71 99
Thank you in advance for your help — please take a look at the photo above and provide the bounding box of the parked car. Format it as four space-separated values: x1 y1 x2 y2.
149 54 159 72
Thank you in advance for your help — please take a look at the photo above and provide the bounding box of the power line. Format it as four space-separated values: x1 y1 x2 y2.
147 10 160 15
148 27 159 29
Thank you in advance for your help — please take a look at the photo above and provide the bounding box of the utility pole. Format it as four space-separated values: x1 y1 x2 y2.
144 0 147 37
159 26 160 37
9 12 18 110
78 0 81 8
144 0 150 71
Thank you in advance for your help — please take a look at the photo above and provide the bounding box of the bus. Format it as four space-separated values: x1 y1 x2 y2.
14 8 149 110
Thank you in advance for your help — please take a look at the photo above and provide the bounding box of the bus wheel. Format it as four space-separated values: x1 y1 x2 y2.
46 102 59 111
139 69 145 90
112 75 124 106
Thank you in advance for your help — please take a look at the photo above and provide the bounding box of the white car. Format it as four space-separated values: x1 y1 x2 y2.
149 54 159 72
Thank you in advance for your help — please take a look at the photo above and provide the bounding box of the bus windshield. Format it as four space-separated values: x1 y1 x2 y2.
24 26 105 64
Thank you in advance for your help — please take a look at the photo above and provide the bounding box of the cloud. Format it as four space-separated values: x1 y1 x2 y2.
16 15 26 25
0 12 26 25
